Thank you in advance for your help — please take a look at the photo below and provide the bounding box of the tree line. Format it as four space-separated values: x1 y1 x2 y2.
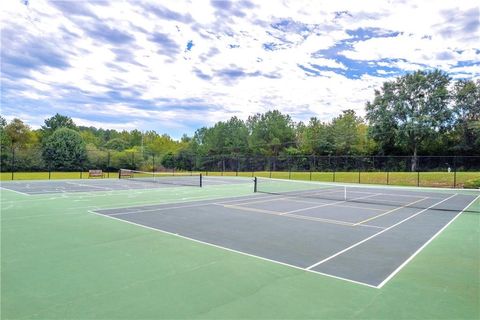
0 70 479 172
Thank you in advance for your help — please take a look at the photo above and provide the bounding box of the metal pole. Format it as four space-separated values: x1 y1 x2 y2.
107 151 111 178
453 156 457 188
11 147 15 180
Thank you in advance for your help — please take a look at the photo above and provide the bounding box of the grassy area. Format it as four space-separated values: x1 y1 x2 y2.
1 181 478 319
1 170 479 188
204 171 479 188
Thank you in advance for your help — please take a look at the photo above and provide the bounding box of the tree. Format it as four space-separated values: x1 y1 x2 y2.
161 152 175 169
451 79 480 154
297 118 333 155
5 118 31 147
247 110 295 156
104 138 128 151
42 128 87 170
41 113 77 138
331 110 362 155
366 70 451 170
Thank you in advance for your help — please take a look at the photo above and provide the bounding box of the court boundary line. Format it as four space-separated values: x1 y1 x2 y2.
376 194 480 288
88 209 379 289
105 194 283 216
0 186 31 196
305 194 457 271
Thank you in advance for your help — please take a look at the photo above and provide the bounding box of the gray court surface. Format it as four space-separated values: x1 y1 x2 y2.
0 176 251 195
93 187 478 288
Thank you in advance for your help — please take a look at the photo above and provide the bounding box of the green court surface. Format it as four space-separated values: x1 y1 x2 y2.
1 181 479 319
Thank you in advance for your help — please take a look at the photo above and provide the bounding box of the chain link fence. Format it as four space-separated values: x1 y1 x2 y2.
1 147 479 188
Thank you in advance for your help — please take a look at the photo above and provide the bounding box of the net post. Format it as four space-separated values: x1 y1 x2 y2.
199 173 203 188
254 177 257 193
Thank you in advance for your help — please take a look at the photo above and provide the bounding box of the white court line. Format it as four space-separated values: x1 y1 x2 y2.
305 194 457 271
285 198 386 212
221 204 384 229
66 182 111 189
88 210 378 289
107 194 277 216
377 194 480 288
284 193 382 215
353 197 429 226
0 186 31 196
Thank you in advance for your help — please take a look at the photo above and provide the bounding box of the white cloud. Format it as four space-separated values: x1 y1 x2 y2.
1 0 479 136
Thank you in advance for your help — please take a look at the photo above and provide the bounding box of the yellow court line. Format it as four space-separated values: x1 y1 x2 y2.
353 197 429 226
284 193 382 215
219 203 385 229
288 198 385 212
221 204 285 215
220 204 359 227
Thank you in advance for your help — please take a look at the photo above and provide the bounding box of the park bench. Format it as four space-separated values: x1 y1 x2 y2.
88 170 103 178
119 169 134 179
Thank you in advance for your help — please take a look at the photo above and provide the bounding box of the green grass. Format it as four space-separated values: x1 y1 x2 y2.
2 171 479 189
1 182 478 319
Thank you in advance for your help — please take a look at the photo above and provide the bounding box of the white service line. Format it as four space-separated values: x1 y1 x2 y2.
376 194 480 288
305 193 458 271
284 193 382 215
353 196 429 226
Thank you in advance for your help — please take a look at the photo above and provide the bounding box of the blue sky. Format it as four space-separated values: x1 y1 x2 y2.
1 0 479 139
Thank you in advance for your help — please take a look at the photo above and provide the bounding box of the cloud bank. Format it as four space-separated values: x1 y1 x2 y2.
1 0 479 138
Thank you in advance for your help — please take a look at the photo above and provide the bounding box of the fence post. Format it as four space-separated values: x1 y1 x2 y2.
107 151 111 178
333 156 337 182
417 171 420 187
10 147 15 180
269 157 272 178
236 156 239 176
288 156 291 179
251 157 254 177
453 156 457 188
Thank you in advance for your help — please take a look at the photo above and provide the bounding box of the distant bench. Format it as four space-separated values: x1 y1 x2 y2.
88 170 103 178
119 169 133 179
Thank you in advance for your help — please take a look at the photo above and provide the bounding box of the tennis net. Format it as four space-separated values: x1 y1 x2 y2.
119 169 202 187
254 177 479 213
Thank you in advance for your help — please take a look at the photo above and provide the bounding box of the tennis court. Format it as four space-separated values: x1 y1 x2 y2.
90 178 478 288
0 172 250 195
1 173 479 318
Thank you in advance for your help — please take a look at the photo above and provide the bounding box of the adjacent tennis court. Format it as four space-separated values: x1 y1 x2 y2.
1 173 479 318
